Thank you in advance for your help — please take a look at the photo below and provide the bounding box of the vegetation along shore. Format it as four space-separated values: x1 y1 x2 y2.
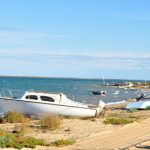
1 101 150 149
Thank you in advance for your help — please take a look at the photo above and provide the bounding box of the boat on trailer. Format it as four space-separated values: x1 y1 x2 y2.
0 91 105 117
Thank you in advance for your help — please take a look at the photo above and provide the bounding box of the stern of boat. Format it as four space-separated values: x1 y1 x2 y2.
96 100 105 116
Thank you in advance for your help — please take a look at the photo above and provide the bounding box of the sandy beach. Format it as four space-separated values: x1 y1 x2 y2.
1 104 150 150
63 118 150 150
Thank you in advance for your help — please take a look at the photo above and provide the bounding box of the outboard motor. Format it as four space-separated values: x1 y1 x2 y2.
136 93 145 101
96 100 105 116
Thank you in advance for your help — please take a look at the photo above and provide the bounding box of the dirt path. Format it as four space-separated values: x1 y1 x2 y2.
60 118 150 150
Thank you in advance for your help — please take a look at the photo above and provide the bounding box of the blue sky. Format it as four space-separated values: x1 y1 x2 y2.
0 0 150 80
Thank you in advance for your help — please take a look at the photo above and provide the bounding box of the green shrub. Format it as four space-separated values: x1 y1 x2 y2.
2 111 25 123
145 106 150 110
50 139 75 147
104 117 133 125
0 133 47 149
128 108 138 113
13 136 46 149
0 134 14 148
39 115 61 131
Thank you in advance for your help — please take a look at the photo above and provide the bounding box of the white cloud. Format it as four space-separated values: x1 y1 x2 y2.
0 29 68 44
0 49 150 72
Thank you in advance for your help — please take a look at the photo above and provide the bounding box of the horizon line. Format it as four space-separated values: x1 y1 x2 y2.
0 75 147 81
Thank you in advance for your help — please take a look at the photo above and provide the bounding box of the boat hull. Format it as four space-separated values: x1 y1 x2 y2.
92 91 106 96
0 98 97 117
126 100 150 109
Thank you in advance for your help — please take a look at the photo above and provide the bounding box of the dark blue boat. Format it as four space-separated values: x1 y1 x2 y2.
92 91 106 96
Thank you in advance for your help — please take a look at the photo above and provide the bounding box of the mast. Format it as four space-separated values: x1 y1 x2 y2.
101 72 105 86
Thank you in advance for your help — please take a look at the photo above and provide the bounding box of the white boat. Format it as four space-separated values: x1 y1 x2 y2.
126 94 150 109
113 90 120 95
0 91 105 117
126 100 150 109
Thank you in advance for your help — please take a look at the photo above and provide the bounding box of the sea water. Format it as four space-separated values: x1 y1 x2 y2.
0 76 144 104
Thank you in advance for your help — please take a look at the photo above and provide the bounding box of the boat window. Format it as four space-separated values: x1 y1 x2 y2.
40 96 55 102
25 95 38 100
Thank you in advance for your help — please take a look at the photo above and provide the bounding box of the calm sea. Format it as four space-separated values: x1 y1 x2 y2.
0 76 144 104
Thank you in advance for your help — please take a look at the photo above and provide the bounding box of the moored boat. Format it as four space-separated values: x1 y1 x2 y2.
92 91 106 96
0 91 105 117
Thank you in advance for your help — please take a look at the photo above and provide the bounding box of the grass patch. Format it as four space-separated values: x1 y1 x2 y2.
2 111 26 123
50 139 75 147
1 111 31 135
128 108 138 113
39 115 61 131
0 132 48 149
104 117 133 125
0 128 6 136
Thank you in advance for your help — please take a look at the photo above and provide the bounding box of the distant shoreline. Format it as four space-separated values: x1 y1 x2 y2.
0 75 146 81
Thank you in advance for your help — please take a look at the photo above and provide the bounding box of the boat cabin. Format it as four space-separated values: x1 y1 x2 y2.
21 91 88 108
21 91 67 104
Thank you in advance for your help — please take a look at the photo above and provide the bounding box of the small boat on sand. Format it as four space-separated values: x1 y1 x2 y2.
0 91 105 117
126 93 150 109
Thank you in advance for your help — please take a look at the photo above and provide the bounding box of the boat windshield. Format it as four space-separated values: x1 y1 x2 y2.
0 89 24 99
